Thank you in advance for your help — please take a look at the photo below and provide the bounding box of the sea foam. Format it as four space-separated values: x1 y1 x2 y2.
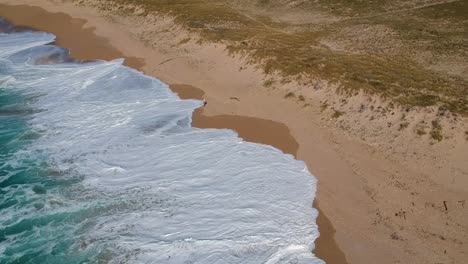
0 22 323 264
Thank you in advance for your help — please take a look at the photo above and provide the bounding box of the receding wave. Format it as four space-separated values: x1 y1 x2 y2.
0 18 323 264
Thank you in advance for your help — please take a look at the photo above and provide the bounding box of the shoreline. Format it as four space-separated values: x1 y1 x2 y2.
1 1 467 264
0 3 346 263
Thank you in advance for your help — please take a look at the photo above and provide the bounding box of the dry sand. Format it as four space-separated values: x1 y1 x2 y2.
0 1 467 263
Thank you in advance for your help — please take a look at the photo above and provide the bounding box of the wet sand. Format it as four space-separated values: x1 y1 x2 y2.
0 3 347 263
0 4 144 69
171 84 299 155
172 83 347 263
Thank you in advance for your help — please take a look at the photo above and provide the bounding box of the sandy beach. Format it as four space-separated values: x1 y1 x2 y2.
1 1 467 263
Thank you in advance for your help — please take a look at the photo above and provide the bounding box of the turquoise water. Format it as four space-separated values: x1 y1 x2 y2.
0 88 138 263
0 87 143 263
0 86 91 263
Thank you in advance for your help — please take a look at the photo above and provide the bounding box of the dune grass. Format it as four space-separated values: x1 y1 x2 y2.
92 0 468 114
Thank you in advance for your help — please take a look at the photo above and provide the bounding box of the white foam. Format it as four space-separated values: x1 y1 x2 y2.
0 31 324 263
0 31 55 58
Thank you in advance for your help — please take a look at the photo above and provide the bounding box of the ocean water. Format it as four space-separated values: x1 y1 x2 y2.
0 18 323 264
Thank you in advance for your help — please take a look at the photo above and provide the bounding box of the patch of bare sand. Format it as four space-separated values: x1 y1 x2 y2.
1 1 467 264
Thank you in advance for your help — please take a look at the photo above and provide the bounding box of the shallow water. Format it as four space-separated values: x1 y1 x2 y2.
0 18 323 264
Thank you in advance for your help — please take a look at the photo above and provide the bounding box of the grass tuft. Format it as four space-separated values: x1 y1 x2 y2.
332 110 345 118
430 120 443 141
284 92 295 99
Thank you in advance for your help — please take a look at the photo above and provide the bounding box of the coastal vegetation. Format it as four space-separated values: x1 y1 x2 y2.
83 0 467 114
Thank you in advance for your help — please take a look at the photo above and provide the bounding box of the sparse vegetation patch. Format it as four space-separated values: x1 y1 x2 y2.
85 0 468 115
332 110 345 118
430 120 443 141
